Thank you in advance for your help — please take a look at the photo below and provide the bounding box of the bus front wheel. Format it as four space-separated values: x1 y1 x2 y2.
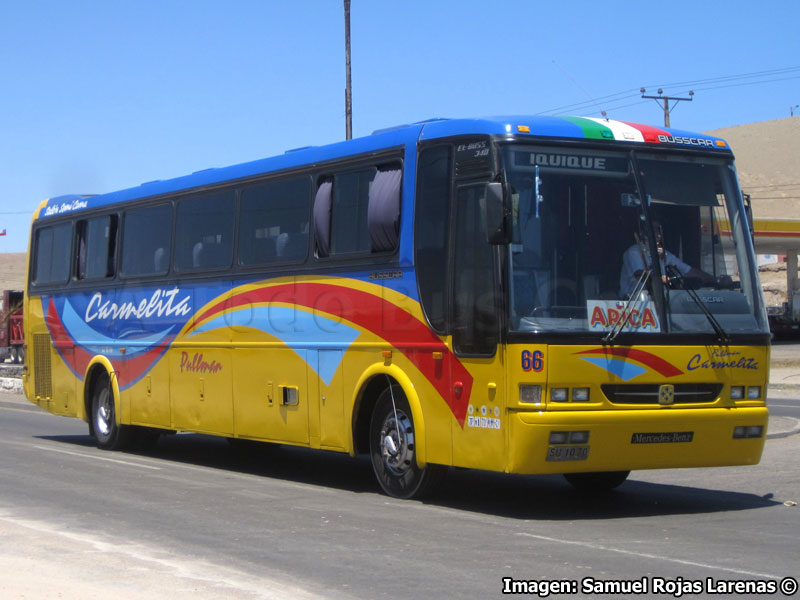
369 385 444 499
563 470 630 492
91 373 133 450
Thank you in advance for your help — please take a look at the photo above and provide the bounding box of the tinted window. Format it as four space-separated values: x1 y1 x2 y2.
175 190 235 272
331 168 375 255
452 184 497 356
33 222 72 285
414 146 452 332
121 204 173 278
239 177 310 266
77 215 116 280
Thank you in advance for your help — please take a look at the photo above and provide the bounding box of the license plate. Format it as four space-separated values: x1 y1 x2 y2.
546 445 589 462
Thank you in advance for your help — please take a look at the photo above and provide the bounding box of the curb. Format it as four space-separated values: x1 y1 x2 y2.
766 416 800 440
0 377 23 395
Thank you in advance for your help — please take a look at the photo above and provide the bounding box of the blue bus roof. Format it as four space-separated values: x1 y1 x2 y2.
37 115 730 221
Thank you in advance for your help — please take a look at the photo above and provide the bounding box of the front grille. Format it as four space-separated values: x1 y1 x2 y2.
602 383 723 405
33 334 53 399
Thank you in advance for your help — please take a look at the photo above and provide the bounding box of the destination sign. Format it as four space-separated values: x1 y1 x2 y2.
513 151 629 174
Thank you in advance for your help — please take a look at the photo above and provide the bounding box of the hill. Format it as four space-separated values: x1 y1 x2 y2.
0 253 26 291
707 117 800 219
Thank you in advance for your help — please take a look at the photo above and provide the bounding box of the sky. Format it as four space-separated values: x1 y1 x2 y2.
1 0 798 253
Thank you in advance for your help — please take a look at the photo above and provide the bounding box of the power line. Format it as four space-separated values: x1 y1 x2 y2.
538 65 800 116
644 65 800 91
744 183 800 190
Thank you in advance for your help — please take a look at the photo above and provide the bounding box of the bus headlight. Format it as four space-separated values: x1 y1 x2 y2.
572 387 590 402
551 388 568 402
730 386 745 400
519 385 542 404
747 386 762 400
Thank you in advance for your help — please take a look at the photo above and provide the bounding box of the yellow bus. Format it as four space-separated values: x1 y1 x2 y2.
23 116 769 498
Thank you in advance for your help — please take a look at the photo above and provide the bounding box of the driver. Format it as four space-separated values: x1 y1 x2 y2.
619 221 722 298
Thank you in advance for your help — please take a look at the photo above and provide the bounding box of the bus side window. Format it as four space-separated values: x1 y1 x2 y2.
121 204 173 278
32 222 73 286
239 176 311 266
76 215 117 280
175 190 235 272
330 168 375 255
314 165 401 258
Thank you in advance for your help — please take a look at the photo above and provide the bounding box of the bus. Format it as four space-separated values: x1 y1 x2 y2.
23 116 770 498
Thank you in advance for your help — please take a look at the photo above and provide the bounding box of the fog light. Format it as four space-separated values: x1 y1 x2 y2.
733 425 764 439
549 431 568 444
551 388 568 402
747 386 762 400
745 425 764 438
569 430 590 444
520 384 542 404
572 387 590 402
730 386 745 400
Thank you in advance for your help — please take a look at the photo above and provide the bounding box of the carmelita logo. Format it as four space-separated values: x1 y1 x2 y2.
85 288 191 323
631 432 693 444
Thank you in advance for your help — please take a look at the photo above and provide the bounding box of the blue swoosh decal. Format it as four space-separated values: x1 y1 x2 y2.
61 300 175 359
580 357 646 381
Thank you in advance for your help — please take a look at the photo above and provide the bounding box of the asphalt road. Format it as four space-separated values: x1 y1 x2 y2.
1 393 798 599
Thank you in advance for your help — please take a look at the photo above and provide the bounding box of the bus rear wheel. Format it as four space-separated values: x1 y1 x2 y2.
369 385 444 499
563 470 630 492
91 373 133 450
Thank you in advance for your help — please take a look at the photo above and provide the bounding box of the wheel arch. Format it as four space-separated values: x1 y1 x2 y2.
351 363 427 468
83 357 119 434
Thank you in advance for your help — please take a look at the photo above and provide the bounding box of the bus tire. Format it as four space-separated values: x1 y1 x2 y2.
563 470 630 492
369 385 444 499
91 372 133 450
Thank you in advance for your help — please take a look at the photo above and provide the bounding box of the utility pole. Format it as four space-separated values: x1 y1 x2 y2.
640 88 694 128
344 0 352 140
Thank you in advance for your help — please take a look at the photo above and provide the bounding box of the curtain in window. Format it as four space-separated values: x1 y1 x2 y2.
368 167 401 252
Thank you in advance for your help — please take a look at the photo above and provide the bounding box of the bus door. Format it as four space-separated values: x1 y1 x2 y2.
449 183 506 472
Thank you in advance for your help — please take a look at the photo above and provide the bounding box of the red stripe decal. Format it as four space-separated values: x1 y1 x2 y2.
622 121 669 144
190 282 474 426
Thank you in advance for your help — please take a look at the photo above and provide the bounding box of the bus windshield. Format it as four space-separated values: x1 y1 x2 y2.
502 145 768 337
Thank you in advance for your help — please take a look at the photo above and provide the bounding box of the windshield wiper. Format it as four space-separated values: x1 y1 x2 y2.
665 265 730 344
603 267 652 345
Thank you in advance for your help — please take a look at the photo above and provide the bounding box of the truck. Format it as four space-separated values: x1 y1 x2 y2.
0 290 24 364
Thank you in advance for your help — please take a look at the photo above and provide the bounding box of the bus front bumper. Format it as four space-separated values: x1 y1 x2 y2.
507 407 768 475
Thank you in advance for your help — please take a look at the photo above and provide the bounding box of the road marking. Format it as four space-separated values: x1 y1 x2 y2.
32 445 162 470
516 532 782 580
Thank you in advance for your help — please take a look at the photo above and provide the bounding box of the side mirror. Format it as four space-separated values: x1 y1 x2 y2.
483 182 510 244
